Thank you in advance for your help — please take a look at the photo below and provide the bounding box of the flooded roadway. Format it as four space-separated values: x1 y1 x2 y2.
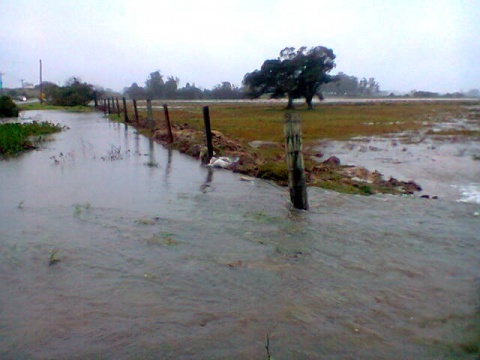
1 111 479 359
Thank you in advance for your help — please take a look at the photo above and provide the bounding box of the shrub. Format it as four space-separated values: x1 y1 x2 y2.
0 95 19 117
49 77 95 106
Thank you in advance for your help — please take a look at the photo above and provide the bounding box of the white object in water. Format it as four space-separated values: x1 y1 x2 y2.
208 156 238 169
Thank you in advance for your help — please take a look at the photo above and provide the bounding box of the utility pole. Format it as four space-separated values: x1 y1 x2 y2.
39 59 43 104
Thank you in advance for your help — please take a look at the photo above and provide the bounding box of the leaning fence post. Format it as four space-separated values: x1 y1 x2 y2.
163 104 174 143
122 97 129 122
284 112 308 210
133 99 139 125
202 106 214 163
146 99 154 129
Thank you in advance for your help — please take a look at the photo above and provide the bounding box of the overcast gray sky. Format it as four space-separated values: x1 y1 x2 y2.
1 0 479 93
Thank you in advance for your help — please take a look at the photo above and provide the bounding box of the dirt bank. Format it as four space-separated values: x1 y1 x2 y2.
151 122 422 196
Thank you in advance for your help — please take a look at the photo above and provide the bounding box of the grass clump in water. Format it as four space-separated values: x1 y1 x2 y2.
0 121 64 156
48 248 60 266
73 202 91 216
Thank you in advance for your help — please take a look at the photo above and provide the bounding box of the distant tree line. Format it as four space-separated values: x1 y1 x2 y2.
124 70 244 101
321 72 381 96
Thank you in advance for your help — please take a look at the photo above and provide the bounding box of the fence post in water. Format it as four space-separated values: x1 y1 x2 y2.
122 97 129 122
146 99 154 129
103 99 107 115
133 99 139 125
163 104 174 144
284 112 308 210
115 97 121 117
107 98 111 114
202 106 214 163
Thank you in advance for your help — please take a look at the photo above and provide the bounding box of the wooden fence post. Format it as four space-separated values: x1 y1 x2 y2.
115 97 121 117
107 98 111 114
94 91 98 107
284 113 308 210
103 99 107 115
133 99 139 125
202 106 214 163
122 97 129 122
146 99 154 129
163 104 174 143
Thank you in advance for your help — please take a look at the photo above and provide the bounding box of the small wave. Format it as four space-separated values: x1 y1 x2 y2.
456 184 480 204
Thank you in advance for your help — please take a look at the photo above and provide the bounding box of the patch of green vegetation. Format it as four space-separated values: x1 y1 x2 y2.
257 162 288 182
0 121 63 156
18 103 94 112
144 233 180 247
48 248 60 266
73 202 91 216
318 181 370 195
358 184 374 195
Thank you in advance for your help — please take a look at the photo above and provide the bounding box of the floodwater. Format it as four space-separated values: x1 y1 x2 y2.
317 112 480 203
1 111 479 359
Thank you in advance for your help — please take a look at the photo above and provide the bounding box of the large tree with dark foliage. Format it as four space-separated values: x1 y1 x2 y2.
145 70 165 99
243 46 336 109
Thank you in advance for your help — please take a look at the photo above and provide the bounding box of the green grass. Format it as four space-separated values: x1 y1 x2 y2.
18 103 95 112
0 121 64 156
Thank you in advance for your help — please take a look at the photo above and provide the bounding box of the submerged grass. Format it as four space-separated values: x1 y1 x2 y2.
0 121 64 156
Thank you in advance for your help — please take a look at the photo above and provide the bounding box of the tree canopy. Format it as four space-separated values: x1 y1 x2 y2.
243 46 336 109
46 77 95 106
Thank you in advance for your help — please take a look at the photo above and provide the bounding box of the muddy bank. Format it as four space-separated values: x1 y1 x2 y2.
150 121 422 196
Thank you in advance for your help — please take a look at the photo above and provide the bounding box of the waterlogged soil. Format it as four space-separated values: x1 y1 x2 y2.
0 110 479 359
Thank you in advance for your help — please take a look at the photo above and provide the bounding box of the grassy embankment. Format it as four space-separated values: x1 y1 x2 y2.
0 103 93 156
111 100 480 194
0 121 64 156
17 103 95 112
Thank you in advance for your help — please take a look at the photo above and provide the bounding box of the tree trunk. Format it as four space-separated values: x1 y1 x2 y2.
306 97 314 110
286 97 294 109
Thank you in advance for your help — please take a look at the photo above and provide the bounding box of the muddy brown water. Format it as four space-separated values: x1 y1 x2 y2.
1 111 479 359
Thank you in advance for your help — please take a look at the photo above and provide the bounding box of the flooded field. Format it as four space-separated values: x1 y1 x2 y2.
1 110 479 359
317 113 480 203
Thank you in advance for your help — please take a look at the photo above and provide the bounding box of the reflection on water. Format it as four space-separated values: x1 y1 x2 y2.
1 111 479 359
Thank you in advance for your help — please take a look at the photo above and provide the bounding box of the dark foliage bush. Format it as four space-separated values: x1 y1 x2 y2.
49 78 95 106
0 95 19 117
